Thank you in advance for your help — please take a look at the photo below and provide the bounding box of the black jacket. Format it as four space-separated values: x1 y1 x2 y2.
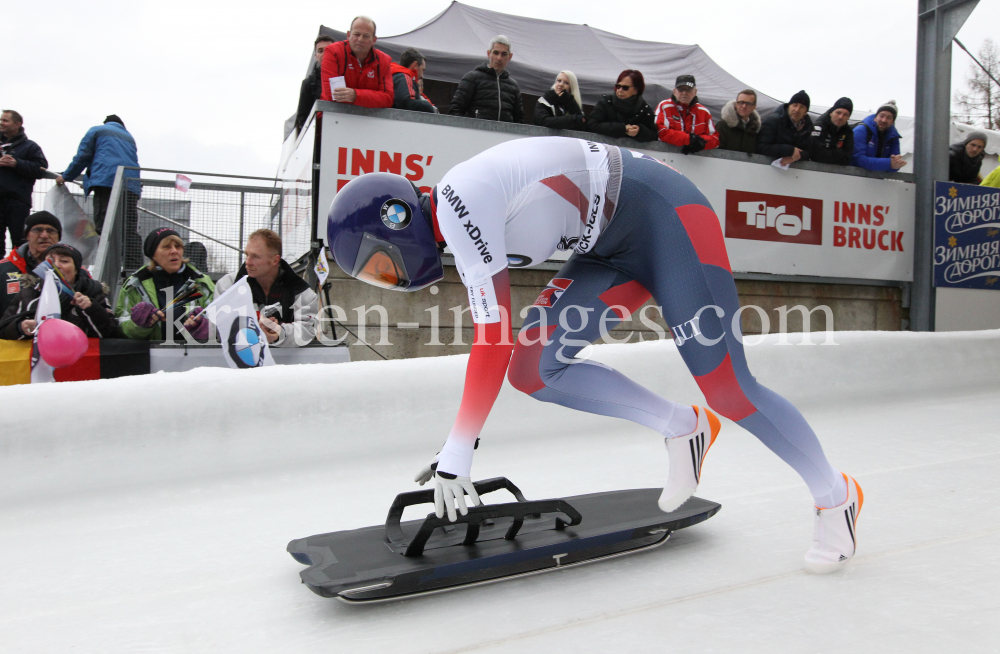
448 63 524 123
0 243 41 316
295 64 322 133
234 259 311 324
586 94 657 142
716 100 761 155
0 129 48 205
949 143 984 184
756 103 813 159
808 110 855 166
533 89 585 130
392 72 436 113
0 272 122 340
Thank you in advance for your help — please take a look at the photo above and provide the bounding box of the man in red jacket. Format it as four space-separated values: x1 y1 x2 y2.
655 75 719 155
320 16 393 108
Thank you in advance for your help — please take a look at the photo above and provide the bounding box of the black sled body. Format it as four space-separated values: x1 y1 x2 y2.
288 478 720 603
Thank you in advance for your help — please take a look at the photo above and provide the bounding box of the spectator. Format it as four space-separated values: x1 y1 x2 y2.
319 16 393 108
295 35 336 133
716 90 761 155
215 229 318 347
115 228 214 341
587 70 657 142
0 110 48 249
809 97 855 166
448 36 524 123
757 90 813 165
0 243 122 340
56 115 143 269
0 211 61 315
534 71 585 130
949 131 988 184
982 165 1000 188
654 75 719 154
390 48 437 113
852 101 906 172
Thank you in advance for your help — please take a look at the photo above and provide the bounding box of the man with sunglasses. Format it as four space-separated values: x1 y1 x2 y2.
326 136 864 575
0 211 62 315
654 75 719 154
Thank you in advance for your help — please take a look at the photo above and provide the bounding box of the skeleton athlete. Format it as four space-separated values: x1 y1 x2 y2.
327 136 862 573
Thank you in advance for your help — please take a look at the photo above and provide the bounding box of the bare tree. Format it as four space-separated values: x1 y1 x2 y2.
954 38 1000 130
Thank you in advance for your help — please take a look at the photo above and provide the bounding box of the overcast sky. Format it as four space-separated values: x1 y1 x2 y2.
5 0 997 180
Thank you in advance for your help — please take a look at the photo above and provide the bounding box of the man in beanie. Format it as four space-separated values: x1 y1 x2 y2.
808 97 855 166
0 211 63 314
949 131 988 184
56 115 143 268
654 75 719 154
0 110 48 249
852 100 906 172
114 227 214 341
757 90 813 165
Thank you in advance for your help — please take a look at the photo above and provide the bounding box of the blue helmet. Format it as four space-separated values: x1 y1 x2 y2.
327 173 443 291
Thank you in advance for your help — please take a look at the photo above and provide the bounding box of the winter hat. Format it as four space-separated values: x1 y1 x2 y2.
964 131 989 147
789 90 810 110
44 243 83 273
104 114 125 128
876 100 898 120
24 211 63 239
832 97 854 114
143 227 180 258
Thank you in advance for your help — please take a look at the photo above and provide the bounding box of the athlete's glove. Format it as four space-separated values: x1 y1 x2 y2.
433 472 481 522
681 134 707 155
414 457 438 486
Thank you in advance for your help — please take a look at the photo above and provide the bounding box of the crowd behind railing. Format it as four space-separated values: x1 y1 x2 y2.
296 15 997 186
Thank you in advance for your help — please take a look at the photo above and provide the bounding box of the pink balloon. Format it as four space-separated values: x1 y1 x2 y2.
37 318 89 368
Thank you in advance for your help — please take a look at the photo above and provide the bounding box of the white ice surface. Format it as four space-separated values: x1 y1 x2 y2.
2 331 999 653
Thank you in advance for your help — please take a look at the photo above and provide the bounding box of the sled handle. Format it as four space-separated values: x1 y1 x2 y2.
403 499 583 557
385 477 529 545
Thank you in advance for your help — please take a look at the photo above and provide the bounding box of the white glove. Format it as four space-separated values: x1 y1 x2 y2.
414 457 438 485
433 473 481 522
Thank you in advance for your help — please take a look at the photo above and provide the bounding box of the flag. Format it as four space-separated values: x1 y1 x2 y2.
175 174 193 193
0 339 150 386
30 270 61 383
314 246 330 286
205 277 274 369
43 185 100 266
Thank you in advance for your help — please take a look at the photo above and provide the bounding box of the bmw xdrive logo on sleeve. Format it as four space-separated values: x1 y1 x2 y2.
380 199 412 230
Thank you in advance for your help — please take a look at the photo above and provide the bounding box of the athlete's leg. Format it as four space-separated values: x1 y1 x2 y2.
603 155 845 508
508 255 697 438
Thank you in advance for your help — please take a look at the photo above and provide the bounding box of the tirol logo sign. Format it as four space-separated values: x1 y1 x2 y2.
725 190 823 245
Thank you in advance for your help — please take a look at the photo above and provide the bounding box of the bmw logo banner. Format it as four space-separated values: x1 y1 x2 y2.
203 277 274 369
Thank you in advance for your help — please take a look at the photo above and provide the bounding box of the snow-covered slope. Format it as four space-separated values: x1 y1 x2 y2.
2 331 998 653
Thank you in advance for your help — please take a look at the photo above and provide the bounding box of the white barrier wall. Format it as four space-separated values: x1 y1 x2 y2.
316 107 916 282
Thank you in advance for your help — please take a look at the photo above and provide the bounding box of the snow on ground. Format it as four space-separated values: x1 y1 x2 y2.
1 330 998 653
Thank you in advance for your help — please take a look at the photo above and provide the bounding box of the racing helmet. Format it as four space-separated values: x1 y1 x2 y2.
327 173 443 291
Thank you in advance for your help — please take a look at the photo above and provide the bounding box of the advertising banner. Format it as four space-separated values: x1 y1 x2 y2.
933 181 1000 289
318 111 916 281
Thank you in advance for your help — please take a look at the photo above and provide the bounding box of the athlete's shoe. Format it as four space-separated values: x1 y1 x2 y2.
658 406 721 513
804 473 864 574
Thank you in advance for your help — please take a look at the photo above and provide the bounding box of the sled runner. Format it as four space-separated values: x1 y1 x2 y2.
288 477 720 604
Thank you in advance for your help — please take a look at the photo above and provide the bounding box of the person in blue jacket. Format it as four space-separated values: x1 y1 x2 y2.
851 101 907 172
56 115 143 268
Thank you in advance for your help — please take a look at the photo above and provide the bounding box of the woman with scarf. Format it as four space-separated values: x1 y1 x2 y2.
949 131 988 184
586 70 657 142
534 70 586 130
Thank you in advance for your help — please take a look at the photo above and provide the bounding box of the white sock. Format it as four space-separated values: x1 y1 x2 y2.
662 404 698 439
813 474 848 509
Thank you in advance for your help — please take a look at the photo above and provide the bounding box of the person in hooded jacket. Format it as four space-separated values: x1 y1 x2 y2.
757 90 814 165
0 243 122 340
716 90 761 155
808 97 855 166
851 101 906 172
534 71 586 130
0 110 48 249
586 70 657 142
448 36 524 123
391 48 437 113
115 228 214 341
949 132 988 184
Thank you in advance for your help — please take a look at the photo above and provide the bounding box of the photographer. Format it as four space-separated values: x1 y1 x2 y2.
215 229 318 347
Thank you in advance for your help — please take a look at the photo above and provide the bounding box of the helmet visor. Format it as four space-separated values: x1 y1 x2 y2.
351 233 410 290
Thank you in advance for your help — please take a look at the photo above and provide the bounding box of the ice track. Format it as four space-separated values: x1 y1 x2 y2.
2 330 998 653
